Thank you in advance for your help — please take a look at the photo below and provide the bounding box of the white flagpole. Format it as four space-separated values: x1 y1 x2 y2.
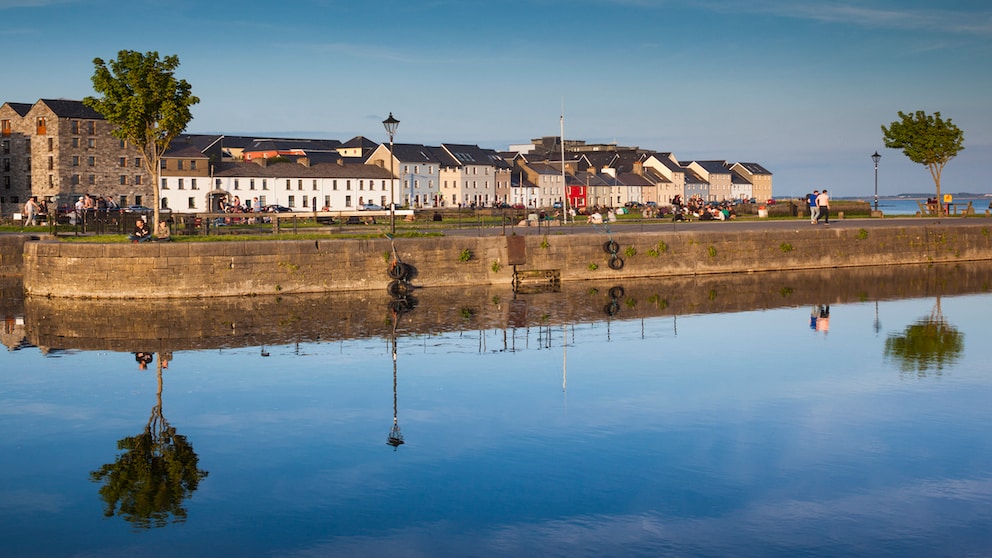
560 99 569 224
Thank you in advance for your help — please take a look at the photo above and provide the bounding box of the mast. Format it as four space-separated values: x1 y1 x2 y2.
560 100 569 223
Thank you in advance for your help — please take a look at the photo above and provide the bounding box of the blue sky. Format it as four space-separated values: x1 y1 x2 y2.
2 0 990 198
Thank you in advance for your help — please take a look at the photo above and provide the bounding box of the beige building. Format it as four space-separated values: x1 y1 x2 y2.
1 99 153 216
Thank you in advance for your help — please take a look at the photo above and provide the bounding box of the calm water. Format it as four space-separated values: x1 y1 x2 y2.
873 196 991 215
2 269 991 557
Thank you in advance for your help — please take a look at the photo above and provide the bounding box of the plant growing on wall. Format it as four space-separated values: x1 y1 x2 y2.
458 248 473 262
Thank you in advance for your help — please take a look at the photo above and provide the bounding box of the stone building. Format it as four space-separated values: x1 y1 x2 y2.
0 99 152 217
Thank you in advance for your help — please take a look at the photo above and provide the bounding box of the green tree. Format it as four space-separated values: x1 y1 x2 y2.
84 51 199 228
884 297 964 376
881 111 964 216
90 361 207 528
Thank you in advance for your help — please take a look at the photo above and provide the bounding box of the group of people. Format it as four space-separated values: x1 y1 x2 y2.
128 218 170 242
806 189 831 224
671 195 738 221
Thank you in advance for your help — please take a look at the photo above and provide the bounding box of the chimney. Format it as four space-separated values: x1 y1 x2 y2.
633 161 643 176
337 158 344 166
298 157 310 167
254 157 267 168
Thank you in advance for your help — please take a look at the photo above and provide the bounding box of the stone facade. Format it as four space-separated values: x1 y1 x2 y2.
0 99 152 217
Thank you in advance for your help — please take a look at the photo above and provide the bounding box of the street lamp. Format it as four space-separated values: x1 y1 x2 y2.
871 150 881 214
382 112 400 234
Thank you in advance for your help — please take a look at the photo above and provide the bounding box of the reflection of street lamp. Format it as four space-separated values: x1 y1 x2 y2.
382 112 400 234
872 150 881 213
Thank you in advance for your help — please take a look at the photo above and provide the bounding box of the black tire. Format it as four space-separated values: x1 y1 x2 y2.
608 286 625 299
608 255 624 270
604 301 620 316
389 298 412 314
603 240 620 254
387 262 410 280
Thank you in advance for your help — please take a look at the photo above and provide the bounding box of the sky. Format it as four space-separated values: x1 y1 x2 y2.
2 0 990 198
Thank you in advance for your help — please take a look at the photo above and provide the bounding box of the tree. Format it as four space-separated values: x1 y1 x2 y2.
881 111 964 216
84 51 199 228
884 297 964 376
90 359 207 528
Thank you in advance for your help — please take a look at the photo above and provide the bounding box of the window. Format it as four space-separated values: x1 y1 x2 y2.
134 158 141 168
87 156 95 167
87 121 95 135
135 175 142 185
288 195 296 208
345 195 352 207
177 160 184 170
332 180 338 191
324 195 330 208
71 121 79 134
188 197 196 209
1 140 8 154
262 179 268 190
161 178 168 189
47 137 53 150
258 196 266 206
191 178 197 190
312 179 317 191
302 196 308 208
2 159 7 172
88 138 95 149
346 180 351 191
88 175 95 185
190 160 197 170
161 198 169 210
119 196 127 207
286 179 291 191
2 176 8 188
297 179 303 190
178 178 184 190
71 156 79 167
120 157 127 167
234 179 240 190
135 196 142 206
1 120 10 136
250 179 255 190
71 137 79 148
71 174 80 185
359 180 364 191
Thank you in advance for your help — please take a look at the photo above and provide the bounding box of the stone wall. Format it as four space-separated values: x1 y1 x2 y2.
19 223 992 299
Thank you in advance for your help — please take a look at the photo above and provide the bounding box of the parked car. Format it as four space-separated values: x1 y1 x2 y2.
124 205 153 214
264 205 293 213
511 203 525 209
359 203 384 211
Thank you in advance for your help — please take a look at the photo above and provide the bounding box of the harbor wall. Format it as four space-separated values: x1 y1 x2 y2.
15 223 992 299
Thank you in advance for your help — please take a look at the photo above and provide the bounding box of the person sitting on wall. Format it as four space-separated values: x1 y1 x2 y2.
135 352 154 370
129 219 152 243
155 220 172 241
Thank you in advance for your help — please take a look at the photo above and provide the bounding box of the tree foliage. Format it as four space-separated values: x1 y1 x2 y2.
883 299 964 376
84 50 199 227
881 111 964 216
90 366 207 528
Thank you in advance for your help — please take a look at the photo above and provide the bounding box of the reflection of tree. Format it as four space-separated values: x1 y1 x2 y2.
90 359 207 528
884 297 964 376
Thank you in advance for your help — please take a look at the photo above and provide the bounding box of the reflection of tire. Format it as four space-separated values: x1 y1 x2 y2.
389 299 411 314
387 280 411 297
604 301 620 316
603 240 619 254
388 262 410 280
608 255 624 270
608 286 625 299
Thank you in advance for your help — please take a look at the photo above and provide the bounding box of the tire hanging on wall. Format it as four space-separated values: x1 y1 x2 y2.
608 286 625 299
603 240 620 254
608 255 625 270
388 262 410 280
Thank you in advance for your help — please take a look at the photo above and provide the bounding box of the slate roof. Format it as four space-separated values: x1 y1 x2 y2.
732 162 772 175
682 167 709 184
38 99 103 119
692 160 731 175
165 134 225 155
340 135 379 150
3 102 33 116
390 143 446 164
212 160 394 179
441 143 493 166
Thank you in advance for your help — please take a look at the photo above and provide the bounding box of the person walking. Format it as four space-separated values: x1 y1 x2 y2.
22 196 39 227
816 189 830 225
807 190 819 224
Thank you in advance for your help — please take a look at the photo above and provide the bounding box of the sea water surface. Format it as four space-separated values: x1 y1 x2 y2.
1 266 991 557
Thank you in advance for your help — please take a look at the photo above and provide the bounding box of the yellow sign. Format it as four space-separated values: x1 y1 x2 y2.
943 194 953 203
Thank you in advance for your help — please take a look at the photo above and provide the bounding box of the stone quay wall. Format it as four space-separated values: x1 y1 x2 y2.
16 223 992 299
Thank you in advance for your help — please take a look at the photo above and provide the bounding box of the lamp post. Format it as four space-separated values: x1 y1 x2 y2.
382 112 400 234
871 150 881 214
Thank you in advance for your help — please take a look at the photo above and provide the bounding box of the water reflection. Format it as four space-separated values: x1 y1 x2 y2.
89 355 208 528
884 296 964 377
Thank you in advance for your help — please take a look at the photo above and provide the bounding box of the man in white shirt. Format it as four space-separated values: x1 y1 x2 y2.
815 189 830 224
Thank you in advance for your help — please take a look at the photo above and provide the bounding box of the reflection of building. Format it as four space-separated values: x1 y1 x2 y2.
2 315 31 351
